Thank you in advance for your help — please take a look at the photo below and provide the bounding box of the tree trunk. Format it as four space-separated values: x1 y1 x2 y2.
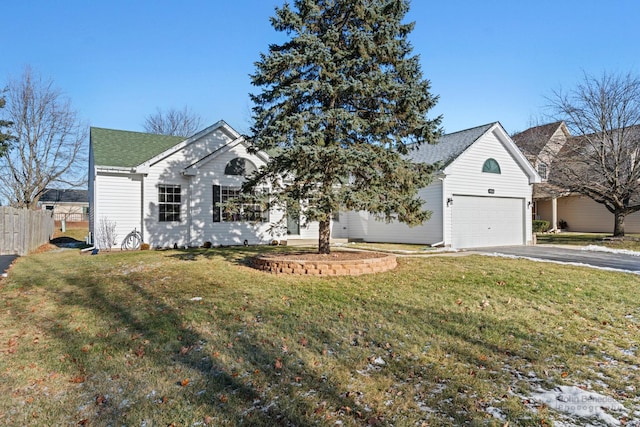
318 219 331 254
613 210 625 237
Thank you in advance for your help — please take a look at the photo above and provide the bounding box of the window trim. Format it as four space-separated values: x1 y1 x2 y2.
158 184 181 222
224 157 257 176
482 158 501 174
213 184 268 223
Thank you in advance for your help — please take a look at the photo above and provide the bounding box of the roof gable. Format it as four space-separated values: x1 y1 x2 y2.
182 137 270 176
511 121 569 157
408 122 496 166
410 122 540 184
90 127 184 168
90 121 244 171
138 120 242 171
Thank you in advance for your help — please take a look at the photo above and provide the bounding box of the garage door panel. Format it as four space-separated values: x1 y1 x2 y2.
452 196 524 248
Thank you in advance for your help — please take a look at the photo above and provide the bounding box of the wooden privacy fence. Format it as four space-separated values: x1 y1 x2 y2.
0 207 55 255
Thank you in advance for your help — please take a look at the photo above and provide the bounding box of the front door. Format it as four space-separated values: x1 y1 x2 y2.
287 211 300 235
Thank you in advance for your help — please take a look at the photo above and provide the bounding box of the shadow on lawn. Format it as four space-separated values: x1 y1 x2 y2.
49 265 366 426
17 249 594 425
49 236 90 249
164 245 315 269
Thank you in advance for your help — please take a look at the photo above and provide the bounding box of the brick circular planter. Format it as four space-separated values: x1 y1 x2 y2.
252 251 397 276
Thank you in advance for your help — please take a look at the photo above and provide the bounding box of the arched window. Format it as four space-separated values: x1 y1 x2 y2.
482 158 501 174
225 158 257 176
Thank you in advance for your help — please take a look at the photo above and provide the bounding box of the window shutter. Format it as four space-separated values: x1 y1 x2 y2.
262 188 270 222
213 185 221 222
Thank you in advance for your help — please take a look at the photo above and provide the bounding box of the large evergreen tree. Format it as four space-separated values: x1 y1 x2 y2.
0 92 14 158
246 0 441 254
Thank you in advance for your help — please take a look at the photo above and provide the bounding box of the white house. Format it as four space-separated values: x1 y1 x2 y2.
88 121 322 249
343 122 541 248
90 120 539 250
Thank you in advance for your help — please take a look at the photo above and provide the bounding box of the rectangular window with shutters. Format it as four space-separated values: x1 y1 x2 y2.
213 185 268 223
158 184 181 222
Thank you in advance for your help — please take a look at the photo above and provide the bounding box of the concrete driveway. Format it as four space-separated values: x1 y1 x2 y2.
1 255 18 278
472 245 640 275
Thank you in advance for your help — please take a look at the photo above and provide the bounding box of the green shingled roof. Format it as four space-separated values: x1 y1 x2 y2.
90 127 185 168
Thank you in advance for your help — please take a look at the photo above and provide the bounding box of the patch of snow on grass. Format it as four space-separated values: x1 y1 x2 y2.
485 406 506 420
530 386 627 426
621 346 637 356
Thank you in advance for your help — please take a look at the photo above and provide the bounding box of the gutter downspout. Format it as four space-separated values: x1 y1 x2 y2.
185 172 192 247
438 175 447 247
140 174 145 244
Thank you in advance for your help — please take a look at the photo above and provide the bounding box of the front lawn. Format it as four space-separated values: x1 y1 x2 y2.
1 247 638 426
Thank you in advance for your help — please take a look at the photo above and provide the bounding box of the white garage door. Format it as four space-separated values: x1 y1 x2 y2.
451 196 524 248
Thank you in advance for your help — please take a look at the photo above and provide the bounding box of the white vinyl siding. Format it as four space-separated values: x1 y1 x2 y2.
345 181 443 244
92 123 286 249
344 128 534 247
331 211 349 239
187 143 277 246
94 173 142 249
88 149 96 241
143 166 189 248
188 140 318 244
142 127 240 248
344 126 534 247
443 129 533 247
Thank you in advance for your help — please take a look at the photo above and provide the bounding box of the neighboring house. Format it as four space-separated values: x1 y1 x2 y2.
344 122 541 248
512 122 640 233
89 121 324 249
38 188 89 222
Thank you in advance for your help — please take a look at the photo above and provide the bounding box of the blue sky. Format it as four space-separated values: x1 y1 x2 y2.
3 0 640 136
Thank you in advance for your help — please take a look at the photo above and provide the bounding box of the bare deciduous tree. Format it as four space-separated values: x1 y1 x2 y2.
0 67 87 208
97 217 118 250
548 71 640 236
143 106 202 137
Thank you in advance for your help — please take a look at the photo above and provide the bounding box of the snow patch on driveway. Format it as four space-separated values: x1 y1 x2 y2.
582 245 640 256
481 252 640 276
